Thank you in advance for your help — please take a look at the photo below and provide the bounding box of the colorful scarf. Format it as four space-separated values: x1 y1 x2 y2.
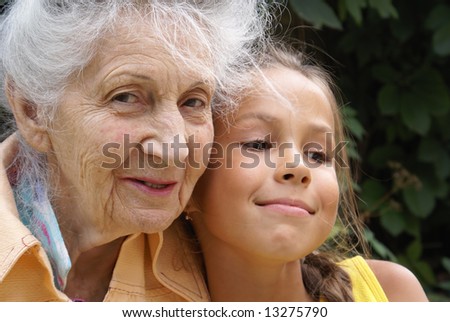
14 180 72 290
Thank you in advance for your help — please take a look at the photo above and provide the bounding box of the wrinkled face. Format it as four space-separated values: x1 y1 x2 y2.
191 67 339 262
46 23 214 239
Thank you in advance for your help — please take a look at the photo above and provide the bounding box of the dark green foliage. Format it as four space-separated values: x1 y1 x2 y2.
286 0 450 300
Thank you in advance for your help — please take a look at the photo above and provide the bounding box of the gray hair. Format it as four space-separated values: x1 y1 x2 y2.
0 0 275 204
0 0 273 117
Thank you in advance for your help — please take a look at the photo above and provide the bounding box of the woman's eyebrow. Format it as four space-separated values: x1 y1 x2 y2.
100 72 157 90
186 81 214 94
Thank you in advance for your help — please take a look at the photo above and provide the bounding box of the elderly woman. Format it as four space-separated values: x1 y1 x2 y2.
0 0 270 301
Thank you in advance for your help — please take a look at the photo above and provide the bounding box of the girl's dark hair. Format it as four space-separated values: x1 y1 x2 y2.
302 252 353 301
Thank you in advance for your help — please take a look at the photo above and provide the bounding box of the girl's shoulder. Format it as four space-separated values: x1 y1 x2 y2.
366 259 428 302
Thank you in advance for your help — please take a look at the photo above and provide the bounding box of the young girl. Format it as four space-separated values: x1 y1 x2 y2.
185 45 428 302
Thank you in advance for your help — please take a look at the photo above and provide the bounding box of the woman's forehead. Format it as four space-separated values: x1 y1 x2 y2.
96 21 214 78
74 24 214 91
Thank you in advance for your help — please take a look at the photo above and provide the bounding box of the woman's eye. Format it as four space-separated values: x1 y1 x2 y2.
241 140 272 151
112 93 139 104
182 98 206 109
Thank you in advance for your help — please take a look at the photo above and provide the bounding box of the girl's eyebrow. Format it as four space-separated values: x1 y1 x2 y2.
308 122 334 135
236 112 334 134
235 112 276 124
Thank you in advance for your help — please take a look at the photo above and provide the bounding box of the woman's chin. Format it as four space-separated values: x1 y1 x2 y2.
122 209 179 234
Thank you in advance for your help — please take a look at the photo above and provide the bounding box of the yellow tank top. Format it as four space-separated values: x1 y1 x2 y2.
338 256 388 302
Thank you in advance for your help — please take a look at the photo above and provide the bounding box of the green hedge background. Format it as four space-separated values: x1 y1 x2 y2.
0 0 449 301
282 0 450 301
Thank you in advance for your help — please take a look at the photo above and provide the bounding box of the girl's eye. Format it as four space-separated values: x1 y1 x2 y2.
306 150 329 164
182 98 206 109
112 93 139 104
241 140 273 151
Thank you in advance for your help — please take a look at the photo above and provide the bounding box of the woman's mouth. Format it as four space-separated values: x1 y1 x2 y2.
124 177 178 196
140 181 170 189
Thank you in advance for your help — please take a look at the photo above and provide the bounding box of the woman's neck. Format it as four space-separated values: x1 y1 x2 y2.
201 241 313 302
52 187 127 263
64 236 126 302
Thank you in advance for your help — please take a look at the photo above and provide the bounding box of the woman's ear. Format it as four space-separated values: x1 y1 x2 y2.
6 80 51 153
184 197 201 216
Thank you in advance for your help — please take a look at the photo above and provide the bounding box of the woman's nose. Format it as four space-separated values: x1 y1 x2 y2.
140 112 189 167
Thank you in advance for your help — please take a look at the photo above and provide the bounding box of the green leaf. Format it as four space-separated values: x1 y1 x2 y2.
342 106 366 140
411 69 450 116
417 138 443 163
380 206 405 236
364 229 396 261
385 123 397 143
368 145 404 169
433 22 450 56
378 84 400 115
425 4 450 30
368 0 398 19
413 261 437 286
402 186 436 218
371 64 399 83
435 151 450 179
289 0 343 30
436 113 450 139
417 138 450 179
337 0 348 21
430 176 449 198
442 257 450 274
344 116 365 140
389 14 414 42
344 0 366 25
400 93 431 135
360 179 386 209
406 239 422 261
420 173 449 198
404 217 420 238
345 140 361 161
438 281 450 292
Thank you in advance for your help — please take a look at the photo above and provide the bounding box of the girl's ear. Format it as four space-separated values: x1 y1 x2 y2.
6 80 51 153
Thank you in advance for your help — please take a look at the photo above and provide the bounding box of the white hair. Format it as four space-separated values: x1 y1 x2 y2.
0 0 275 207
0 0 273 115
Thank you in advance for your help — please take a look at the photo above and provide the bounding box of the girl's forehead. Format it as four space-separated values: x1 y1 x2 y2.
215 67 335 134
247 70 332 111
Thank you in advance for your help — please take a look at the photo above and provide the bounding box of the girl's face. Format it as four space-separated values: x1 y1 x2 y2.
191 67 339 262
